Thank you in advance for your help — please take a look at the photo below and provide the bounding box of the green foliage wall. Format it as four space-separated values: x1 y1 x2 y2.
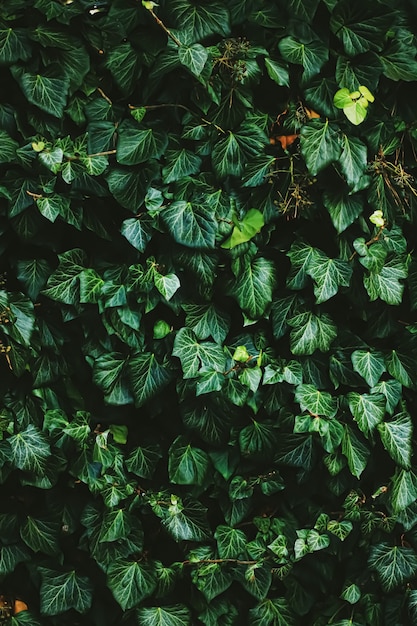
2 0 417 624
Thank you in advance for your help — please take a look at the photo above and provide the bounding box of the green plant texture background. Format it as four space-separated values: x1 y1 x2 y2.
2 0 417 624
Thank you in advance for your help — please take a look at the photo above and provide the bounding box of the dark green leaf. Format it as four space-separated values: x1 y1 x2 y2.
161 201 217 249
136 605 191 626
39 567 93 615
107 560 157 610
128 353 172 407
168 436 210 485
369 543 417 592
300 120 341 175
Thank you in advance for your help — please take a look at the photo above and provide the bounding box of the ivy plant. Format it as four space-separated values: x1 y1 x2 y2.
1 0 417 624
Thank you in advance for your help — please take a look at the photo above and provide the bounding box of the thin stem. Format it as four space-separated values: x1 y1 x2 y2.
86 150 117 158
147 7 182 47
182 558 257 566
129 103 226 134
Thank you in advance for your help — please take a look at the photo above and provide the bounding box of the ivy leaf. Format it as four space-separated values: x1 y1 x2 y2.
342 425 370 478
173 328 225 379
249 598 296 626
159 497 210 542
178 44 208 77
126 444 162 479
0 544 31 576
136 605 191 626
11 68 69 117
351 350 386 387
264 58 290 87
107 560 157 610
380 35 417 81
168 0 230 40
212 131 246 179
182 304 230 344
389 468 417 513
377 412 412 468
128 353 172 407
92 352 133 405
230 255 276 319
347 392 386 437
372 379 402 415
363 258 407 305
20 517 60 556
191 563 232 601
42 248 86 306
323 191 363 234
0 130 18 163
330 1 395 55
300 120 341 175
221 209 264 249
278 36 328 82
214 525 247 559
338 135 367 187
168 436 210 485
0 27 31 63
116 122 167 165
9 424 50 473
154 272 181 301
16 259 51 300
307 251 353 303
295 384 337 417
162 146 202 184
161 201 217 249
386 350 416 389
288 312 337 355
39 567 93 615
237 563 272 600
369 543 417 592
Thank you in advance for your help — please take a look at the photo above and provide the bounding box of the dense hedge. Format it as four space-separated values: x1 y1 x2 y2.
2 0 417 624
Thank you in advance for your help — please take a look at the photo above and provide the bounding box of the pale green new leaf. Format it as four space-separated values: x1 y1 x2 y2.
107 560 157 610
351 350 386 387
288 312 337 355
369 543 417 592
377 412 412 468
39 568 93 615
137 605 191 626
347 392 385 437
300 120 341 175
168 436 210 485
295 384 337 417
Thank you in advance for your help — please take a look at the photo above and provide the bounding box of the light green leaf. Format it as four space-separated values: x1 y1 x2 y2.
377 412 412 468
39 568 93 615
369 543 417 592
128 353 172 407
161 201 217 249
300 119 341 175
168 436 210 485
172 328 226 379
116 122 167 165
20 517 60 556
12 68 69 117
107 560 157 610
230 255 276 319
339 135 368 187
351 350 386 387
342 425 370 478
295 384 337 417
221 209 264 249
137 605 191 626
178 44 208 77
347 392 385 437
288 312 337 355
